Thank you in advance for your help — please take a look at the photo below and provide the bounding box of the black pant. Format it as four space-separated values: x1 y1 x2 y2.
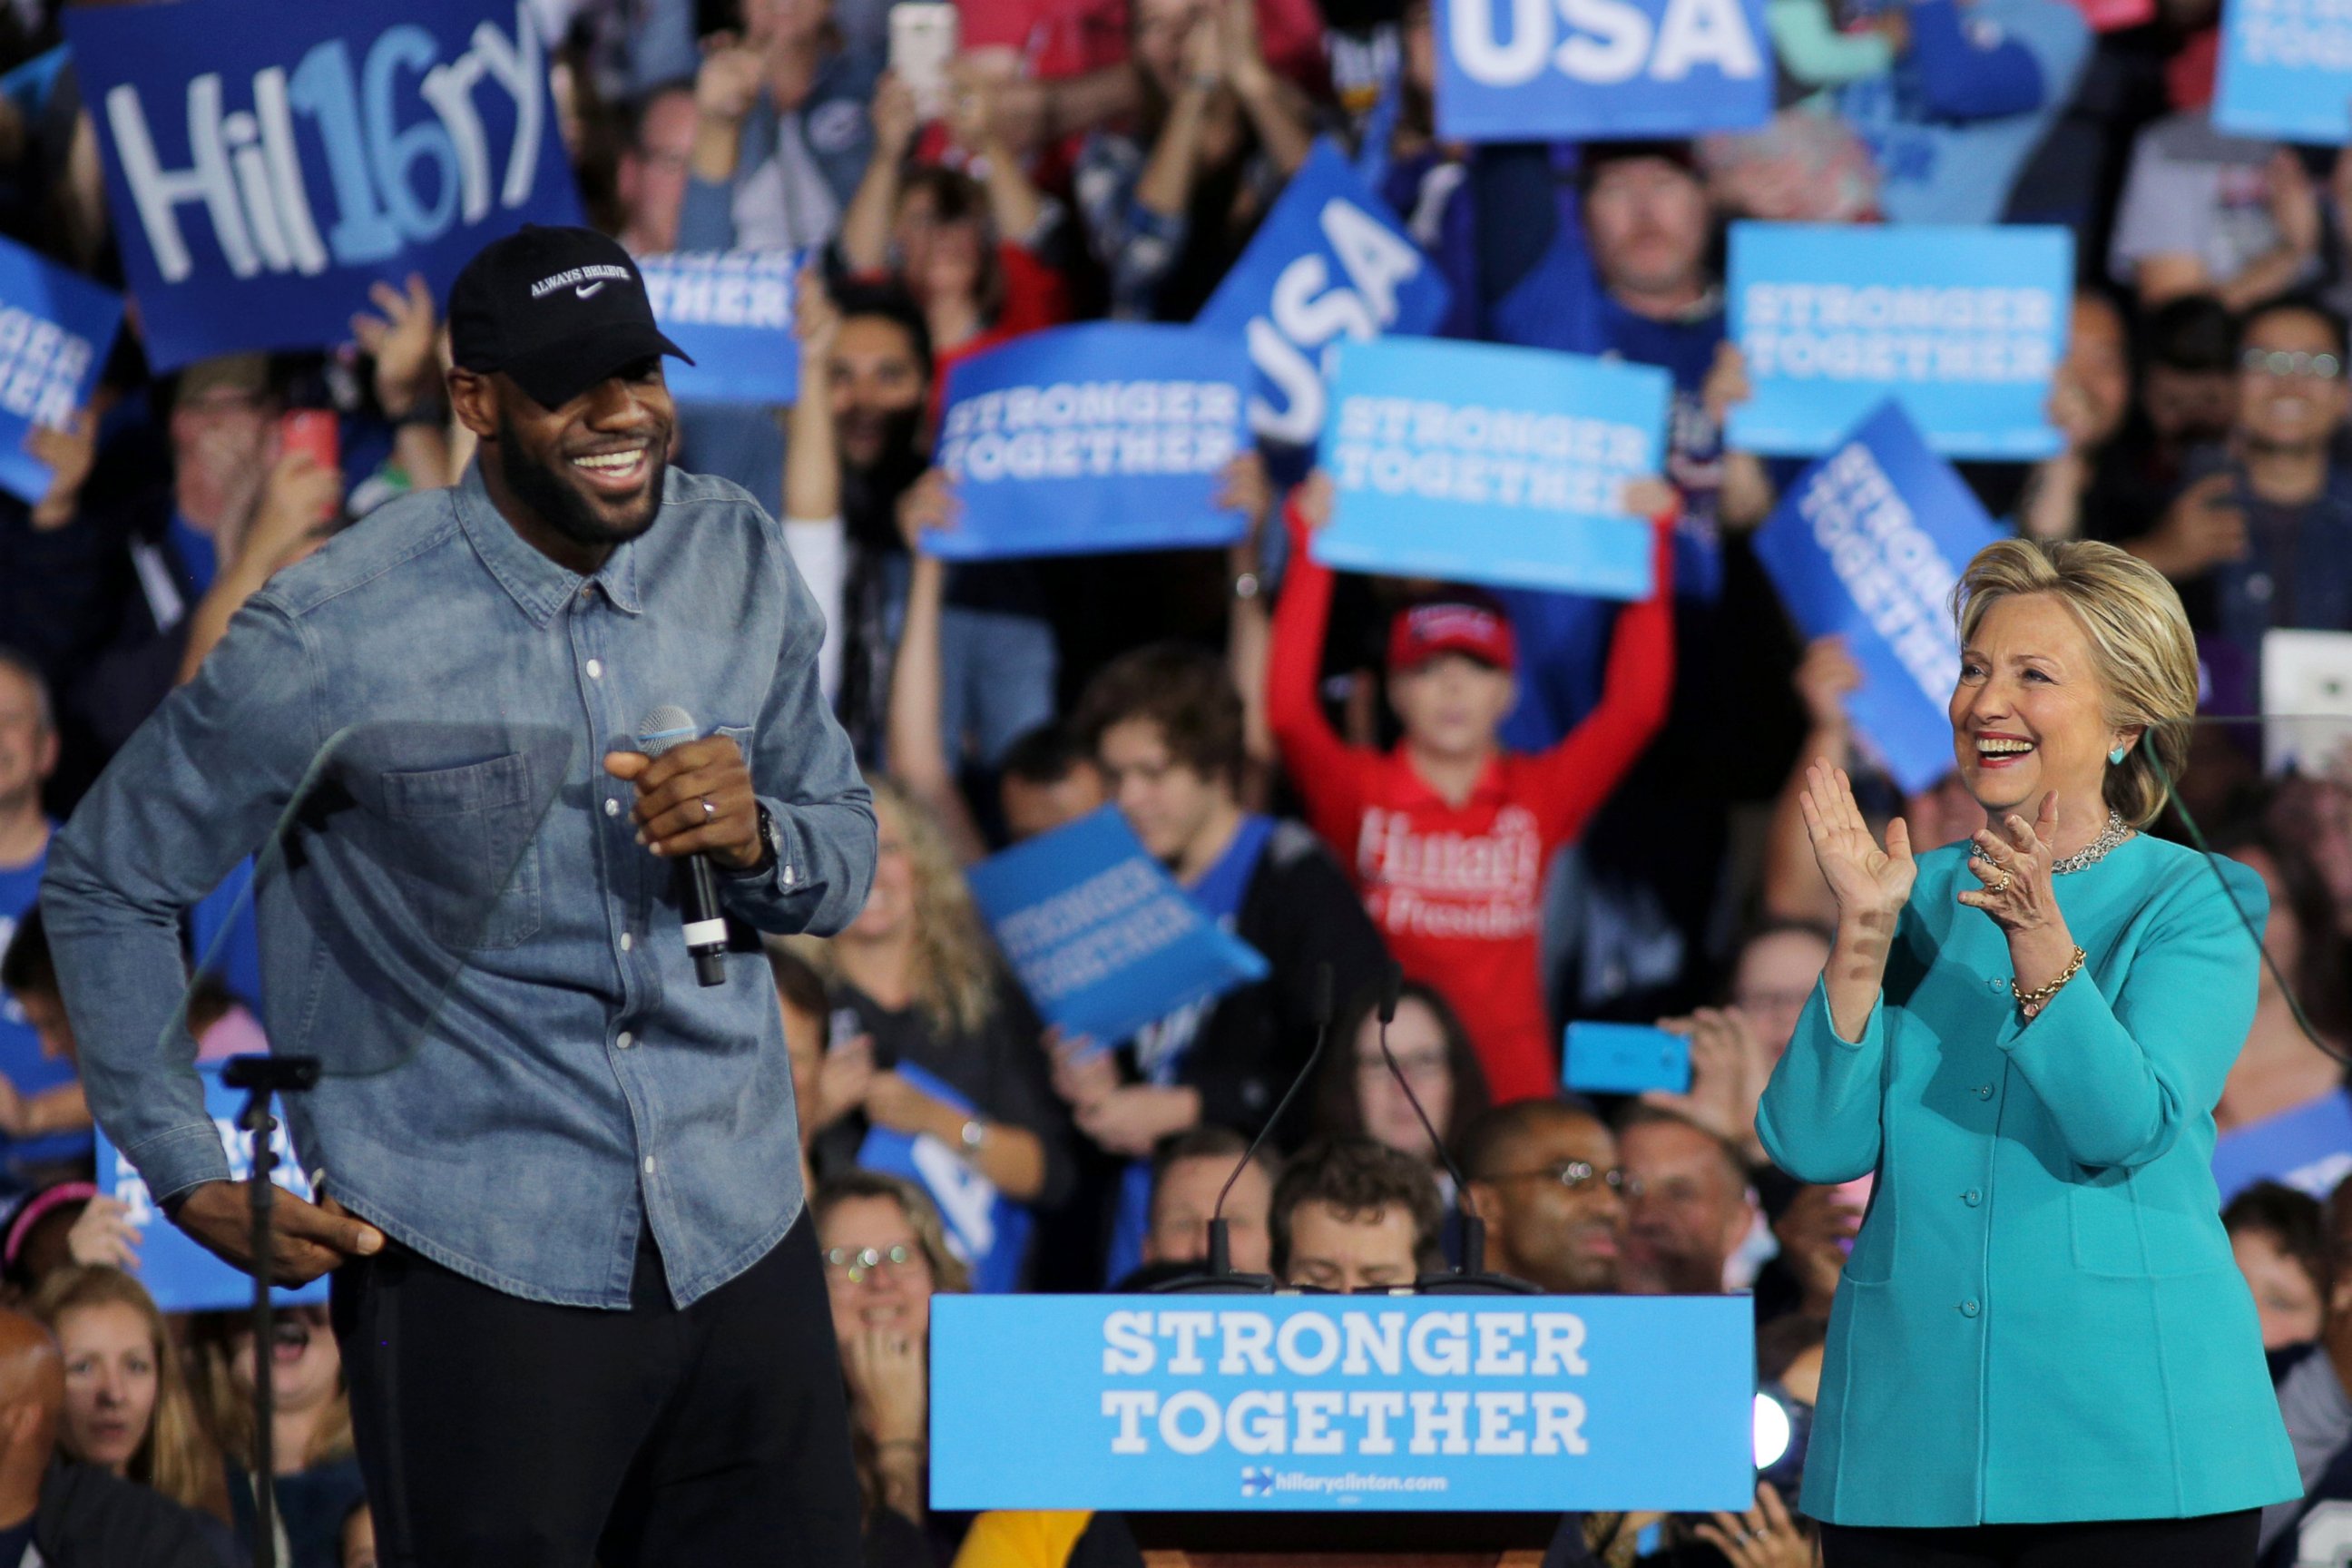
331 1209 861 1567
1819 1509 2260 1568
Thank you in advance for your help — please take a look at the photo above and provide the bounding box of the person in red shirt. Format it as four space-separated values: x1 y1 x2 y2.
1268 478 1675 1102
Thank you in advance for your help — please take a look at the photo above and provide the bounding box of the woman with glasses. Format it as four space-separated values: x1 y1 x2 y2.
816 1171 970 1567
1761 539 2297 1566
1309 981 1492 1185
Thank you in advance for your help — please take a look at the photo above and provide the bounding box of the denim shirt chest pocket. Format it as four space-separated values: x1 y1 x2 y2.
380 752 545 949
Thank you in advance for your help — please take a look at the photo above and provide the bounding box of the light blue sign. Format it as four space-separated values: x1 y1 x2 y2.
858 1060 1032 1295
966 808 1269 1049
640 250 799 406
1751 400 2004 794
1194 140 1453 449
1726 222 2071 459
94 1063 330 1314
1435 0 1773 142
1316 337 1666 600
932 1294 1757 1511
2214 0 2352 143
929 323 1253 560
0 236 122 505
66 0 583 372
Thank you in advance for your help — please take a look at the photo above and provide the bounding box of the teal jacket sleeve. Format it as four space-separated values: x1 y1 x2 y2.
1994 861 2268 1171
1758 972 1888 1185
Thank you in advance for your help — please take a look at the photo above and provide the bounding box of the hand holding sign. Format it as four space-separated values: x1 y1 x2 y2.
349 272 440 420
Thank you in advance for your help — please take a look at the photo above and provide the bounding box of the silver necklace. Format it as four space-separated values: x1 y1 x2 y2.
1970 808 2134 875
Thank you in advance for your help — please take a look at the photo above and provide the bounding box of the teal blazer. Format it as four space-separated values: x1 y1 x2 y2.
1758 835 2299 1527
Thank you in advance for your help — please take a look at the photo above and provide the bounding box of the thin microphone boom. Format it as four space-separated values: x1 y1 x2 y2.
1371 962 1536 1294
1151 962 1336 1293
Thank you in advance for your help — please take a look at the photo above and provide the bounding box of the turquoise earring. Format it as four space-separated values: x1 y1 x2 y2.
2109 744 2130 765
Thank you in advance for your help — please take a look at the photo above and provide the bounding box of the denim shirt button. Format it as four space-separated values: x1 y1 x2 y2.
616 1031 634 1050
620 933 633 953
603 798 621 817
586 659 603 680
642 1155 657 1175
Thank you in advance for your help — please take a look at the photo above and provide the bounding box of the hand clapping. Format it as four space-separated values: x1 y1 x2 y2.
1797 760 1915 924
1958 790 2061 935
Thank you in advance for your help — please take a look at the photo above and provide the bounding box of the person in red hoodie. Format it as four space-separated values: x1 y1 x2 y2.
1268 475 1676 1102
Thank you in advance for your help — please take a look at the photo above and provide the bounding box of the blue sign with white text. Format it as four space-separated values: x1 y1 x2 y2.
858 1061 1033 1295
965 808 1269 1049
1435 0 1773 141
1316 337 1666 599
931 1294 1757 1511
1727 222 2071 459
67 0 583 371
1194 141 1452 449
2214 0 2352 143
94 1064 330 1314
640 250 799 406
0 237 122 505
929 324 1252 560
1752 401 2004 793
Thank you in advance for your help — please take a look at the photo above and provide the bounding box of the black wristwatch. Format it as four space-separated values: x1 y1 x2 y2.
739 804 783 877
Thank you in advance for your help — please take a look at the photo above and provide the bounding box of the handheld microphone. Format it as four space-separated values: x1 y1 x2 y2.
636 704 729 988
1368 962 1537 1295
1152 961 1337 1294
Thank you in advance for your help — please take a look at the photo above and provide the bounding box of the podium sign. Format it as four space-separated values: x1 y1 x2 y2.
931 1294 1754 1512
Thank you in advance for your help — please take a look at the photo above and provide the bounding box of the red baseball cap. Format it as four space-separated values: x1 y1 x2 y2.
1388 597 1517 673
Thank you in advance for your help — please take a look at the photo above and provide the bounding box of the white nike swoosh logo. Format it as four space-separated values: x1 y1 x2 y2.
574 281 608 299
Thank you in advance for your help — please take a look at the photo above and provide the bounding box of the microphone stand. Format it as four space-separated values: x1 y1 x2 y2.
1152 964 1337 1296
222 1054 321 1568
1363 966 1541 1296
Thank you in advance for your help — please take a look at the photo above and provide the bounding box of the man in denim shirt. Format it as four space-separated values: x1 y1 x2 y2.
42 228 877 1564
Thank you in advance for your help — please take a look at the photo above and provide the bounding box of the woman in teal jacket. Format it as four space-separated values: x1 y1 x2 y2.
1759 538 2298 1566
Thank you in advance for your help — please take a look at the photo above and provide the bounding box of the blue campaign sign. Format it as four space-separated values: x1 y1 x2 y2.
858 1061 1033 1295
639 250 799 406
0 236 122 505
966 808 1269 1049
1316 337 1666 600
1751 400 2004 794
94 1064 329 1314
1193 140 1452 449
1726 222 2072 460
2214 0 2352 143
932 1294 1757 1511
929 323 1253 560
65 0 583 372
1435 0 1773 142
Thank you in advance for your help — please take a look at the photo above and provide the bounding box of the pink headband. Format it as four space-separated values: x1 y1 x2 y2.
5 1182 98 1269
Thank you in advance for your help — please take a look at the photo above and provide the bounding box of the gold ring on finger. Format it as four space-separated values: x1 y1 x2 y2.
1990 871 2013 893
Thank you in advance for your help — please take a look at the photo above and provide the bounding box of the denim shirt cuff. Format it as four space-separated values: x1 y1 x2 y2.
719 794 815 905
124 1119 237 1205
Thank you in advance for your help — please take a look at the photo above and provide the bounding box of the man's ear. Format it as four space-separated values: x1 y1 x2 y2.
447 368 499 442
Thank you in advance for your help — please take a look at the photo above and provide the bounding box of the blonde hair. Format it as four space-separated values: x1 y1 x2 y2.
793 776 1000 1038
1951 537 2199 828
185 1311 355 1475
32 1265 230 1523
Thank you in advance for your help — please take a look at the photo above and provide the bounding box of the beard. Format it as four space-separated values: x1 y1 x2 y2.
494 406 669 551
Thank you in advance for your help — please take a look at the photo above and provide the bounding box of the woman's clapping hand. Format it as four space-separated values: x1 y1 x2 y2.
1798 760 1915 923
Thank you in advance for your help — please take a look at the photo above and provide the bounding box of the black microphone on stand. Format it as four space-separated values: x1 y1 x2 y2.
1365 962 1537 1295
1152 962 1337 1294
636 704 729 987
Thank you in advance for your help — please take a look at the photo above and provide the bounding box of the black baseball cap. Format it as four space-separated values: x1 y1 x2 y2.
447 226 692 410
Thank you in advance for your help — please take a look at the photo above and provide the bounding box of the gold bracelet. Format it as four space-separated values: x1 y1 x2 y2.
2010 946 2086 1013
